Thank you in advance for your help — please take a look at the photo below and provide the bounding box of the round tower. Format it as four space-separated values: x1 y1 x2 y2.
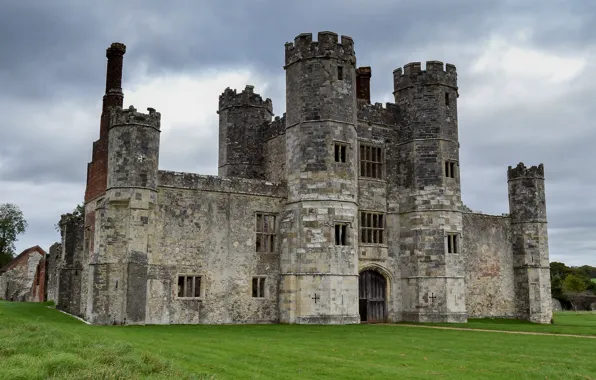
218 85 273 180
392 61 466 323
279 31 360 324
508 163 552 324
107 105 161 191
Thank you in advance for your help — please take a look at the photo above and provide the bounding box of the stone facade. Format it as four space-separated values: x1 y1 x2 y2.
0 246 46 302
50 32 552 325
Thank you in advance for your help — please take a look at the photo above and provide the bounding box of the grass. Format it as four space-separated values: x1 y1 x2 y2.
0 302 595 379
421 311 596 336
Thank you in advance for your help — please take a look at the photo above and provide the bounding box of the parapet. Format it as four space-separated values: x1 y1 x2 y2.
357 102 401 127
284 31 356 68
106 42 126 57
218 85 273 114
507 162 545 181
263 113 287 141
393 61 457 92
109 105 161 131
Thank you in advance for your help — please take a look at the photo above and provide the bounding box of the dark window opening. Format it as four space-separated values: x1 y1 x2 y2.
335 224 348 245
445 161 457 178
334 143 347 163
360 144 384 179
256 214 276 252
338 66 343 80
178 275 202 298
360 212 385 244
447 234 459 254
252 277 266 298
445 92 450 106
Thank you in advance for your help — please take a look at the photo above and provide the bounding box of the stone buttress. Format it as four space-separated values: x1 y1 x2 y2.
279 32 360 324
218 85 273 180
508 163 552 324
87 105 161 325
393 61 467 322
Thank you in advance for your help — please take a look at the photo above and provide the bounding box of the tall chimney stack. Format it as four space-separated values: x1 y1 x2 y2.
356 66 371 104
100 43 126 138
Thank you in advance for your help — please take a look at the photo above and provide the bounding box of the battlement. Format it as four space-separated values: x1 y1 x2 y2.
263 113 286 141
218 85 273 113
106 42 126 57
507 163 545 181
393 61 457 91
357 101 400 127
284 31 355 68
109 105 161 130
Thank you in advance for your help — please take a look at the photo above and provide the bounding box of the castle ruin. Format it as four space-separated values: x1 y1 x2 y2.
51 31 552 325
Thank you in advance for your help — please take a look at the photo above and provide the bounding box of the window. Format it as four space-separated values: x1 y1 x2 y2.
252 277 266 298
335 223 348 245
446 233 459 254
177 275 201 298
359 144 384 179
334 143 347 163
360 212 385 244
256 213 276 252
445 161 457 178
338 66 343 80
445 92 450 106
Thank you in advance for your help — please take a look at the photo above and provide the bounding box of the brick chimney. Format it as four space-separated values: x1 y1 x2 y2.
85 42 126 203
356 66 371 104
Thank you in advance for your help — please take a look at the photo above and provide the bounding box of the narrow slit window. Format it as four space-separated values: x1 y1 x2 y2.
334 143 347 163
338 66 343 80
335 224 348 246
252 277 266 298
445 92 450 106
446 234 459 254
445 161 457 178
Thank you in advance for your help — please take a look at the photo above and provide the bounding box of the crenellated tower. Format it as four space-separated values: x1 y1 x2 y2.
218 85 273 180
279 31 360 324
87 105 161 325
508 163 552 324
392 61 467 322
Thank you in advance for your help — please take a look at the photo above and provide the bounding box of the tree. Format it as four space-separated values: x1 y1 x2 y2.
0 203 28 267
563 274 588 311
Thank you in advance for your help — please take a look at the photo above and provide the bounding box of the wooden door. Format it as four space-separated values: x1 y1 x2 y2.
359 270 387 323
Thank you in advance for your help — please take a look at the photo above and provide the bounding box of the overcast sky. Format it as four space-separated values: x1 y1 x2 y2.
1 0 594 266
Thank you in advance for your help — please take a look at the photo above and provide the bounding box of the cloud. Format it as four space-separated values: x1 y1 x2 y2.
1 0 595 267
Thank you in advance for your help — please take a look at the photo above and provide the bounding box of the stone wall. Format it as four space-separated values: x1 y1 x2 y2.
143 172 286 324
45 242 61 303
462 213 516 318
0 247 45 302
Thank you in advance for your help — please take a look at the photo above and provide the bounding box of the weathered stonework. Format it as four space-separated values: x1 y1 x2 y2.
50 31 552 325
0 246 46 302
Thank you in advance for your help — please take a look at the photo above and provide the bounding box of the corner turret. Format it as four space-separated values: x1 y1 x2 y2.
217 85 273 180
508 162 552 324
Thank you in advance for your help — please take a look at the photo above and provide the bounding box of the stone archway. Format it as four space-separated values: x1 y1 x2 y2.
358 270 387 323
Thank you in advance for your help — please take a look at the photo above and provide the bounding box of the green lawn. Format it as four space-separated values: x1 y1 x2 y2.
421 311 596 336
1 302 595 380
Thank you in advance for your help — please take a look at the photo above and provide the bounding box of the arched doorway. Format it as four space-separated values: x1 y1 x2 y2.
359 270 387 323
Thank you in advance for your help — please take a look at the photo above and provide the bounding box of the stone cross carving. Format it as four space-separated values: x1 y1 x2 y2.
429 293 437 305
312 294 320 304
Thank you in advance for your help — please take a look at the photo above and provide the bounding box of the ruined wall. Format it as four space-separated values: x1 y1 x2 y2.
45 243 61 303
263 115 286 183
144 171 286 324
0 248 45 302
57 213 85 316
462 213 516 318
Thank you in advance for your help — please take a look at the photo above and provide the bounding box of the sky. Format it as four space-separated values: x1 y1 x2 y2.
1 0 594 266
